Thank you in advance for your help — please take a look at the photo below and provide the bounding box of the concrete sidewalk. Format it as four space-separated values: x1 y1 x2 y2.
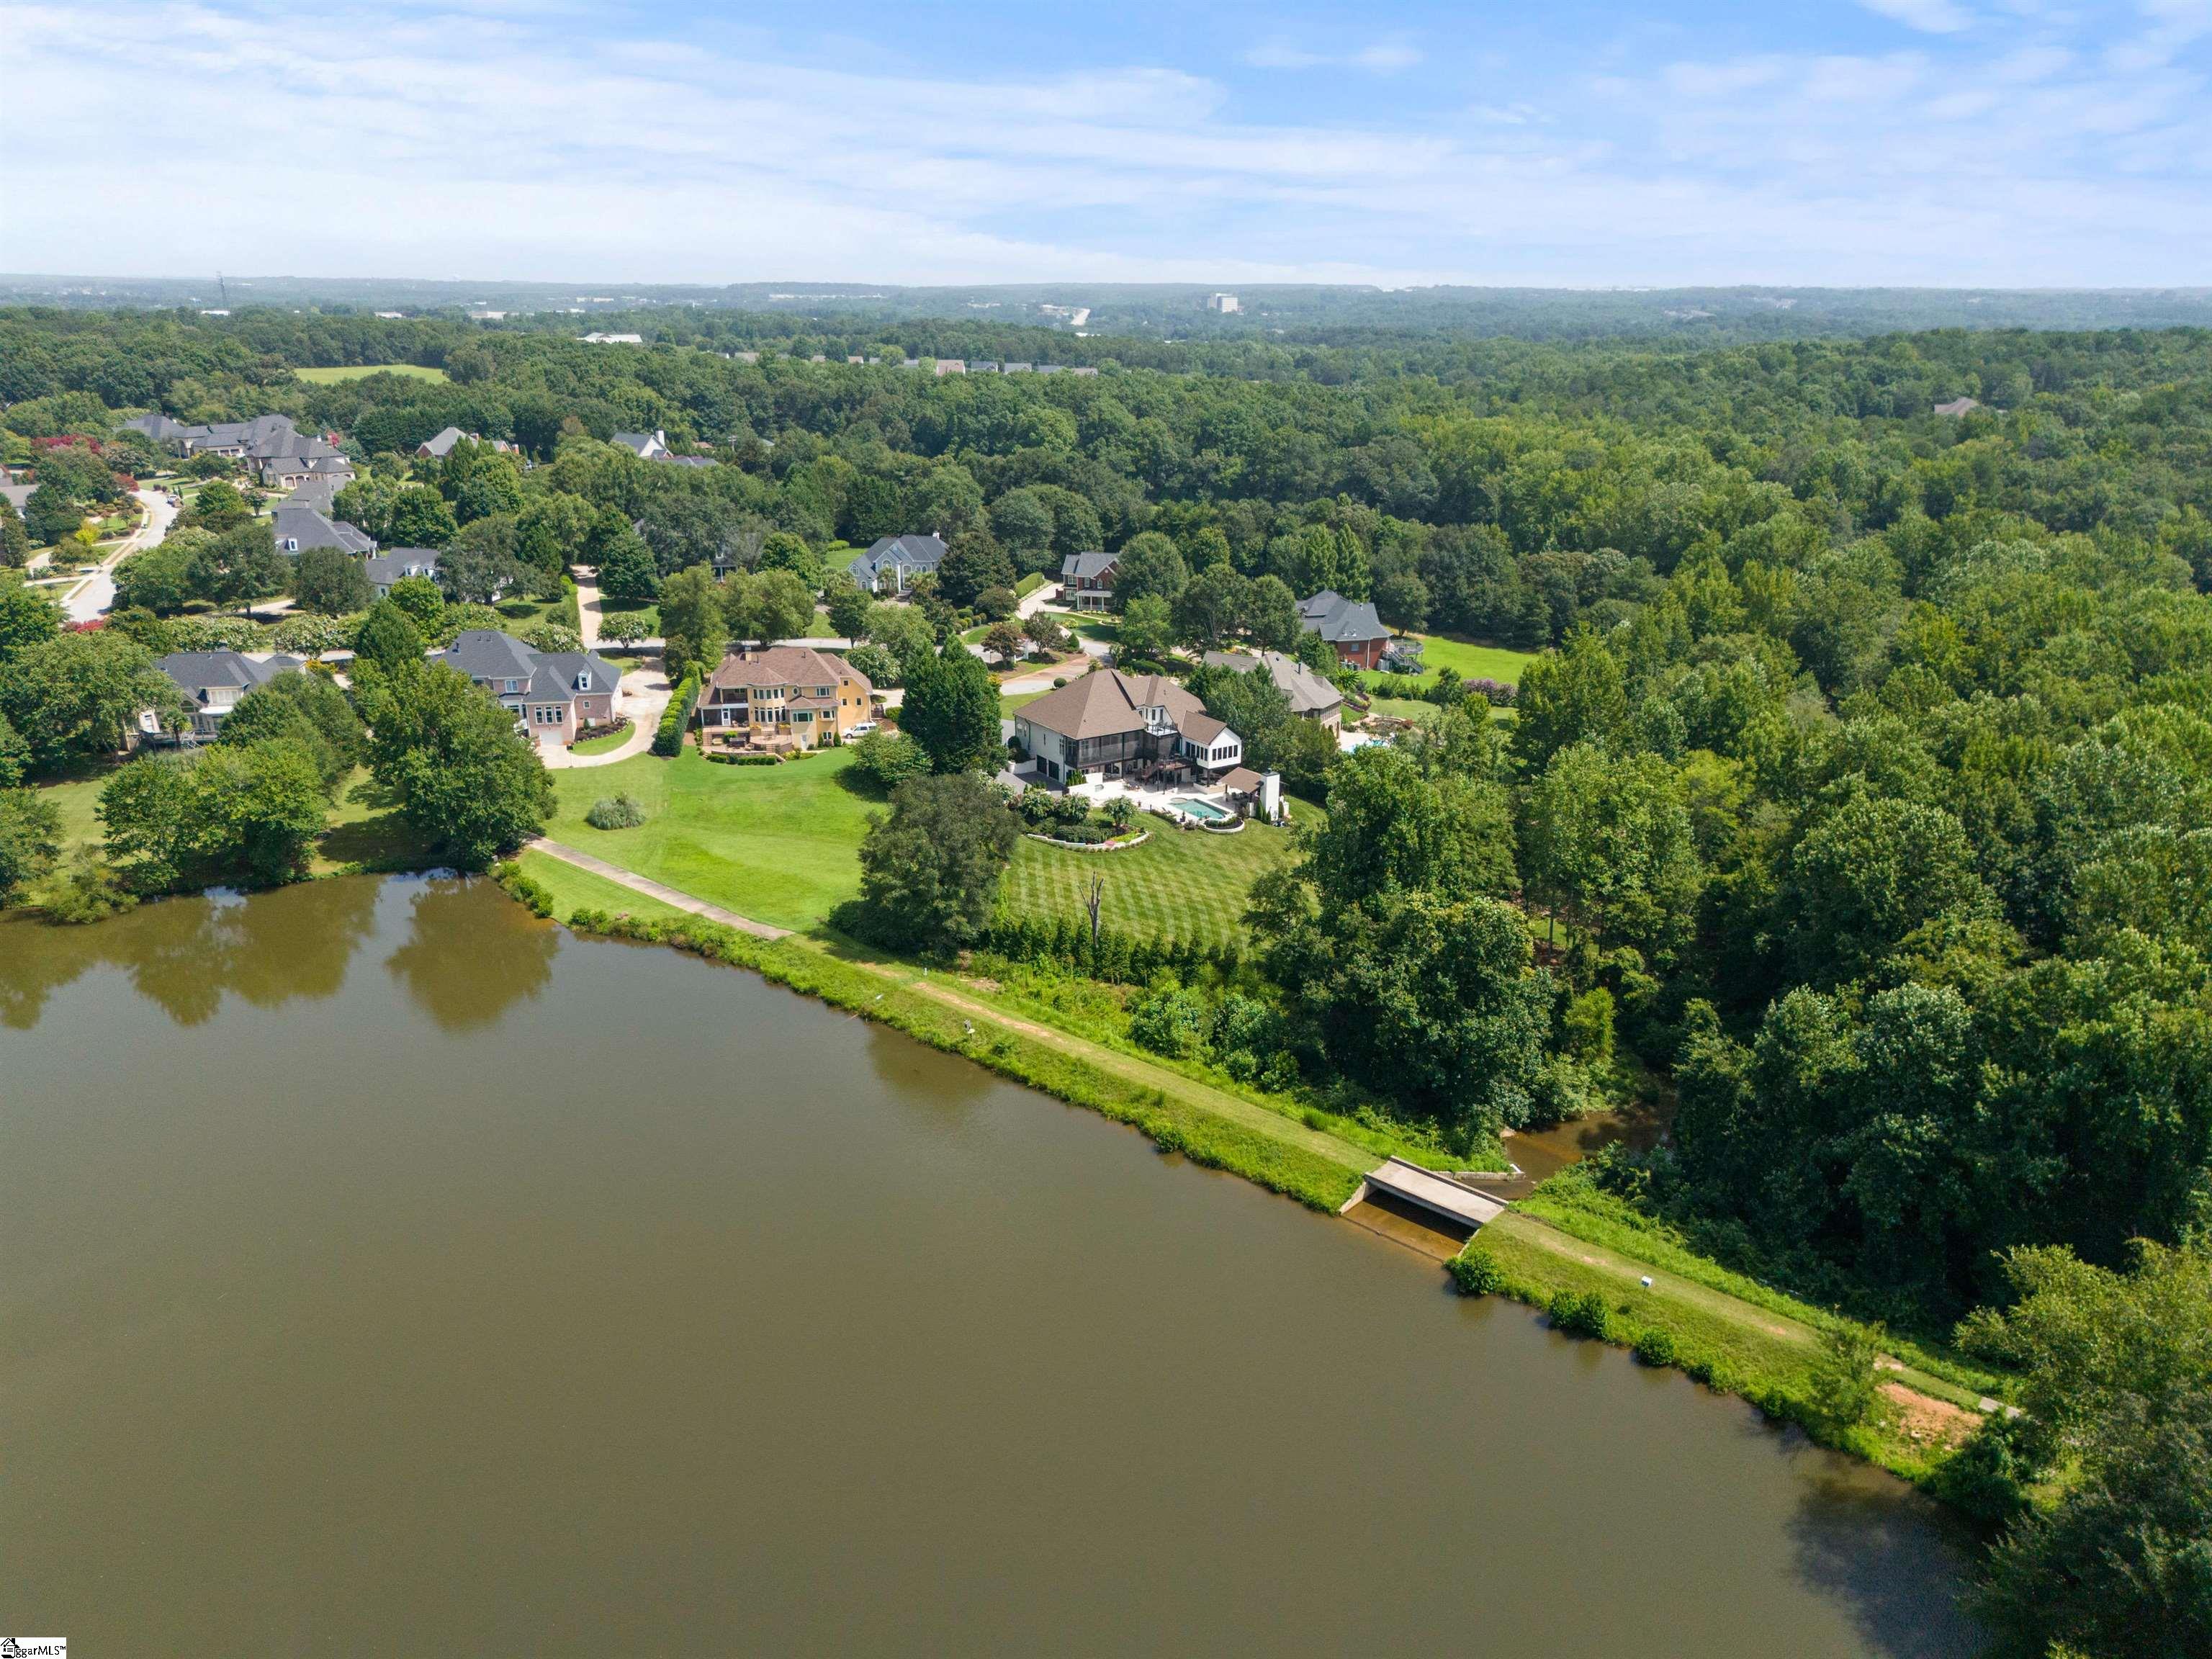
526 839 791 939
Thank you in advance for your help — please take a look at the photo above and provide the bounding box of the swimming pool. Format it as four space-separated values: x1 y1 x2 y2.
1175 797 1231 821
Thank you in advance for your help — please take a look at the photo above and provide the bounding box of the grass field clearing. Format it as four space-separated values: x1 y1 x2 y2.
293 363 450 384
544 747 877 932
1403 634 1539 686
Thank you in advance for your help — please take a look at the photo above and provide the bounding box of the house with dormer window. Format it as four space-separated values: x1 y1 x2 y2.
1010 667 1243 785
430 629 622 745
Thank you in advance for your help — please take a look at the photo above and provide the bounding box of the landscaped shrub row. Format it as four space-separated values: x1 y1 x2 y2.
571 718 629 744
1027 822 1125 845
707 752 782 765
560 907 1359 1213
984 909 1246 987
652 672 700 755
490 860 555 918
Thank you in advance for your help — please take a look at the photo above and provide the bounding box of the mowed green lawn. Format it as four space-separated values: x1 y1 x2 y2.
1404 634 1539 685
1002 809 1313 951
544 748 878 932
293 363 450 383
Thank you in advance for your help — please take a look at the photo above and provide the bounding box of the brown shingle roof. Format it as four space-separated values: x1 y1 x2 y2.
705 645 871 697
1014 668 1203 742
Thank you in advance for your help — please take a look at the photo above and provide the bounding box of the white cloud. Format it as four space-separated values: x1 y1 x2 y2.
0 1 2205 287
1857 0 1977 32
1245 35 1421 73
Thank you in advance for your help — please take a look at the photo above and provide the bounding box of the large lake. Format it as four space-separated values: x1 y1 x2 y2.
2 876 1978 1655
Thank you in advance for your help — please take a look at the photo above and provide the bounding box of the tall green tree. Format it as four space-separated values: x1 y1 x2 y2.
899 645 1002 774
218 672 364 791
1112 531 1189 611
351 599 426 675
726 568 816 644
0 631 180 771
1521 740 1702 965
291 544 372 615
0 575 63 662
361 663 554 867
657 565 727 674
855 771 1020 952
0 786 61 905
1963 1240 2212 1659
1510 627 1628 772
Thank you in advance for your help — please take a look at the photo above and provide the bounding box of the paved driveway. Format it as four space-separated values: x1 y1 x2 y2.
540 663 672 770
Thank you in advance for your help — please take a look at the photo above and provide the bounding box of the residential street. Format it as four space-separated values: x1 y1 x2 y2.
65 487 174 622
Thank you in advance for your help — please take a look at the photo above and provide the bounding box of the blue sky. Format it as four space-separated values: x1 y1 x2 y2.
5 0 2209 285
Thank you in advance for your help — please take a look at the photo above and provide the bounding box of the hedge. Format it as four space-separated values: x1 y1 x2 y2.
652 671 700 755
983 909 1244 987
490 860 555 918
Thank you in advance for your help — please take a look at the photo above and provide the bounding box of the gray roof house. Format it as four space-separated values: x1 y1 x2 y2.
271 505 376 557
848 533 948 594
417 426 472 458
1060 549 1119 611
145 650 304 741
122 413 189 445
611 429 670 459
279 478 342 514
172 413 305 460
1296 589 1390 667
256 448 352 490
364 548 441 597
1203 648 1344 730
431 630 624 746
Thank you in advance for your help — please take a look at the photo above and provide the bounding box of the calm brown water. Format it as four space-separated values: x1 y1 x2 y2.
2 877 1978 1656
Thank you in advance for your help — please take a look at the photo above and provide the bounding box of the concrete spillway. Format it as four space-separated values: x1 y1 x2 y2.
1340 1156 1511 1231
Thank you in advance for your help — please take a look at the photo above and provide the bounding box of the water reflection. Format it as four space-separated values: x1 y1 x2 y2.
1789 1464 1983 1658
383 878 558 1031
0 878 379 1030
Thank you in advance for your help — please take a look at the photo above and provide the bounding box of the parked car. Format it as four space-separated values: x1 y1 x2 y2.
847 720 878 736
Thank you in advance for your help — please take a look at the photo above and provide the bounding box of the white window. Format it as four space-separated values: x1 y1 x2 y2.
576 671 591 691
503 678 521 693
532 705 562 725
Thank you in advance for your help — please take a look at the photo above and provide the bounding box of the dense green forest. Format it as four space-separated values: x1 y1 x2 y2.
4 305 2210 1653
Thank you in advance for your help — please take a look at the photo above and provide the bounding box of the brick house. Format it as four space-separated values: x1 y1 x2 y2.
431 629 622 745
1296 590 1390 670
1059 549 1119 611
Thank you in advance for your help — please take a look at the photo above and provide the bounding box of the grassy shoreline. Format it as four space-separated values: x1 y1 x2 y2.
505 851 1377 1209
508 846 2010 1502
1453 1202 2008 1493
